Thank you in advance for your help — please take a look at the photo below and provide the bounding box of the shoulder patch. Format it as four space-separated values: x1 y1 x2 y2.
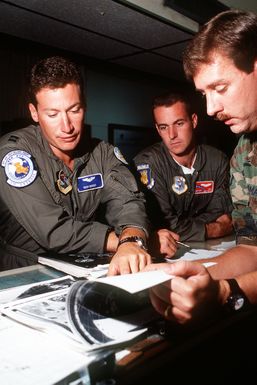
1 150 37 188
114 147 128 165
136 163 155 189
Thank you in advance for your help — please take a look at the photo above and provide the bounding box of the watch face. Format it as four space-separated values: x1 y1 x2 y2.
228 294 245 311
233 295 245 311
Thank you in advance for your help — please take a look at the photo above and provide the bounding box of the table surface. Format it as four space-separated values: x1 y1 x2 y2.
0 264 65 290
1 234 257 385
0 235 236 290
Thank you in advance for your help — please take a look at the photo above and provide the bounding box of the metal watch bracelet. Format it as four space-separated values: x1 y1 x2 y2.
117 236 147 251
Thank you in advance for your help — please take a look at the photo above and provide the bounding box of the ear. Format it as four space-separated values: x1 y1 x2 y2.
29 103 39 123
155 123 161 137
191 113 198 129
254 58 257 73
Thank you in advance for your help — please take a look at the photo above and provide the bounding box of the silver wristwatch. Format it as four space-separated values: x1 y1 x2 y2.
117 236 147 251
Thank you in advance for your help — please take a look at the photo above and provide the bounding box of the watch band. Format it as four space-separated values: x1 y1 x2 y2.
224 278 248 312
118 236 147 251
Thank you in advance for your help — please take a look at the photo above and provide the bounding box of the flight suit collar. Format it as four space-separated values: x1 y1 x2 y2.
162 142 207 174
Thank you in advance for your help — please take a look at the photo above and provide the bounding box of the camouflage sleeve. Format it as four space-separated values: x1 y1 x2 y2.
230 137 257 245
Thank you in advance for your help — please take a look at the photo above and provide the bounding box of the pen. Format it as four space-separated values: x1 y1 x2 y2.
176 240 191 249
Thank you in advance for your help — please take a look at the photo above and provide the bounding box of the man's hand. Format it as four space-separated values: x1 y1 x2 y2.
149 229 180 259
108 242 152 276
107 228 151 276
206 214 233 239
144 261 224 325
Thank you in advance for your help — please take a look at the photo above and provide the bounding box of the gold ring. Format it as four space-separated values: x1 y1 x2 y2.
164 305 171 318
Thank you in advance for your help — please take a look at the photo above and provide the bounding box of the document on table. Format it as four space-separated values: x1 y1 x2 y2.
171 238 236 263
210 239 236 251
97 270 174 294
171 248 222 261
166 249 220 268
0 315 93 385
0 275 148 352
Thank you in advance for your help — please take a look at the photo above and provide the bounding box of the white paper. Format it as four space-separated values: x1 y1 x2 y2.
0 315 92 385
97 270 173 294
0 275 150 353
210 240 236 251
168 248 222 262
0 275 75 304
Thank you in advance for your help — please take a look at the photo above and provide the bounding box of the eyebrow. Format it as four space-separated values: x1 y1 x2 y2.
43 102 82 112
196 79 228 92
157 119 185 126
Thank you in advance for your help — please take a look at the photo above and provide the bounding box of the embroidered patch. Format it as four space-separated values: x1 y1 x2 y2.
136 164 154 189
1 150 37 188
57 170 72 195
114 147 128 164
77 173 104 192
172 176 188 195
195 181 214 194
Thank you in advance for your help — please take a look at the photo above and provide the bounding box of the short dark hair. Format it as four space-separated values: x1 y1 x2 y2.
152 91 194 116
29 56 85 106
183 10 257 80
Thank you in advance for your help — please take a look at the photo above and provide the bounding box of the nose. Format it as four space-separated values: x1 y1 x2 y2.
168 125 177 139
206 93 222 117
61 113 73 133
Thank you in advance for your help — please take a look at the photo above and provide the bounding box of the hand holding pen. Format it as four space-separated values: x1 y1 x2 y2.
175 240 191 249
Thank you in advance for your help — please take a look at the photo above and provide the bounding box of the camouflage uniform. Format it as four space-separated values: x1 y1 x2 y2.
230 132 257 245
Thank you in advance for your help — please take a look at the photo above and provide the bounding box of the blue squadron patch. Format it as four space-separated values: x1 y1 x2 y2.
136 164 155 189
172 176 188 195
1 150 37 188
113 147 128 165
77 173 104 192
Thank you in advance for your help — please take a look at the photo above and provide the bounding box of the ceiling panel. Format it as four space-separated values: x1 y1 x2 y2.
111 52 185 79
153 41 189 61
1 0 192 48
0 0 256 82
0 2 141 59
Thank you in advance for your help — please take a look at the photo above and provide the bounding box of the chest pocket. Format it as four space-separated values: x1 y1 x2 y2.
72 171 104 218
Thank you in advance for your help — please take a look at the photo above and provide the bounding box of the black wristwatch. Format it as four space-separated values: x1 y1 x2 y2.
118 236 147 251
224 278 248 312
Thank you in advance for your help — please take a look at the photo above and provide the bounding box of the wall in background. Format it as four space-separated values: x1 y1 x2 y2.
0 33 237 157
0 33 180 142
86 68 171 142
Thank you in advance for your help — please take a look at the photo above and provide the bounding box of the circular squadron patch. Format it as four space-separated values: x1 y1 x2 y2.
1 150 37 188
114 147 128 165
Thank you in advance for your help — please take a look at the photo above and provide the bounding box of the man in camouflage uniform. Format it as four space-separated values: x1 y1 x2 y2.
230 134 257 244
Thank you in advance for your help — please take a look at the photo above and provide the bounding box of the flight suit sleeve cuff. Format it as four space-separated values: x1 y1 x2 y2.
87 223 111 252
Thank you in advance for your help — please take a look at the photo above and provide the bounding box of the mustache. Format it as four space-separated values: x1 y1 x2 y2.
215 112 231 122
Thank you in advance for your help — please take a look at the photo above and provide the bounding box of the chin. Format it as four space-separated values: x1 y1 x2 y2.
60 143 78 152
229 124 248 135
